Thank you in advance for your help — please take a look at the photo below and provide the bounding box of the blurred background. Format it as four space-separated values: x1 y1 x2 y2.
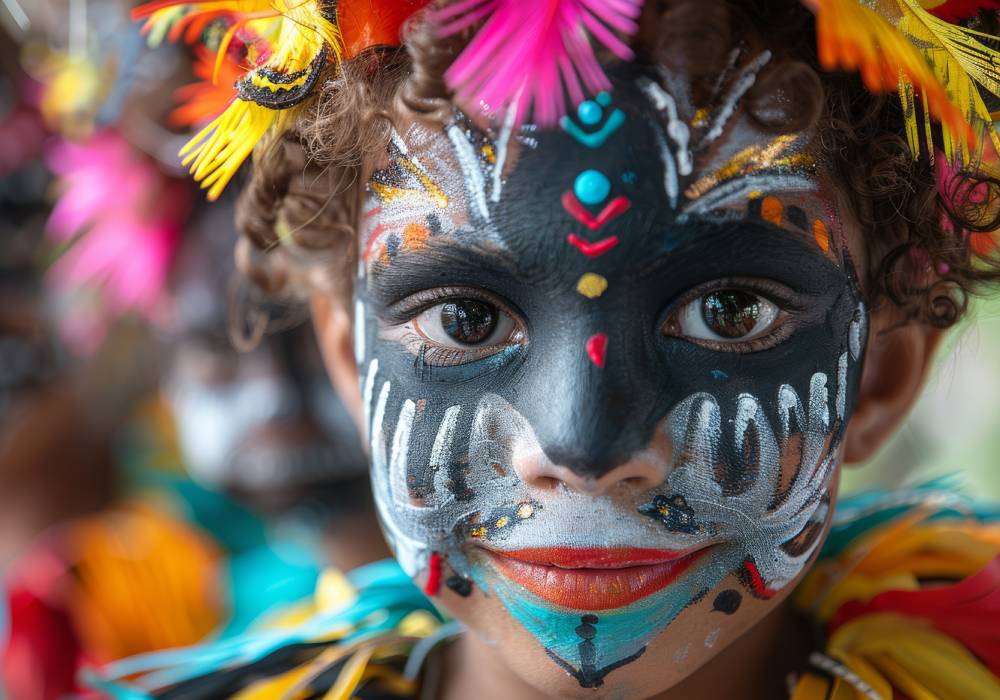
0 0 997 698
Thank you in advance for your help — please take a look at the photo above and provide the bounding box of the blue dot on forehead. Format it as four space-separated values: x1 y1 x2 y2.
577 99 603 126
574 169 611 206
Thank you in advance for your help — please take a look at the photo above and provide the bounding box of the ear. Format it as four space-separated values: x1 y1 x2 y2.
842 309 944 464
311 293 364 435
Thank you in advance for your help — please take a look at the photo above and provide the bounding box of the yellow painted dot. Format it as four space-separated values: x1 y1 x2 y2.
482 144 496 164
761 196 783 226
748 191 762 200
576 273 609 299
658 505 670 516
692 108 710 127
470 526 487 539
516 503 535 519
495 516 510 528
813 219 830 252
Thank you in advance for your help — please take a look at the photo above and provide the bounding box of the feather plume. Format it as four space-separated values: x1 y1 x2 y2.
812 0 1000 164
133 0 340 199
434 0 643 126
169 47 243 127
814 0 975 160
337 0 433 58
895 0 1000 162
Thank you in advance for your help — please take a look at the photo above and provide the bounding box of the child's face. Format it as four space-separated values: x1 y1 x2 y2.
351 64 867 696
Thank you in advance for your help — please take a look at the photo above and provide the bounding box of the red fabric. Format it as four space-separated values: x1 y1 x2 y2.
924 0 1000 22
2 586 82 700
829 554 1000 677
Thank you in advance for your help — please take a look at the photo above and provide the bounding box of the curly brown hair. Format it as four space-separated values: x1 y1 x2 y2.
230 0 1000 347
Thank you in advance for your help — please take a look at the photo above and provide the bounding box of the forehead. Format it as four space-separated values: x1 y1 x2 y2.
360 61 838 275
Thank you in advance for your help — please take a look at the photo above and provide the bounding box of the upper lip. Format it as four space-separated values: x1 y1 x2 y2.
482 546 703 569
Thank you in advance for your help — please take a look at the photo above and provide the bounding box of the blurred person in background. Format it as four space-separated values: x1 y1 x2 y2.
165 199 389 572
0 4 386 696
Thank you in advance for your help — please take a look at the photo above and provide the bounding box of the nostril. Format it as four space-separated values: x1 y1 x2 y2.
531 475 563 491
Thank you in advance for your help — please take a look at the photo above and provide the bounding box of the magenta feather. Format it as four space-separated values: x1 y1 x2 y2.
435 0 643 125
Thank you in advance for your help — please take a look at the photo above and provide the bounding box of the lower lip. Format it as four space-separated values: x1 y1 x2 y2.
486 547 708 610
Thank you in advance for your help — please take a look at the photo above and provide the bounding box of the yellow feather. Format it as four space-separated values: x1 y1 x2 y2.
139 0 340 199
815 0 977 160
789 673 831 700
830 614 1000 699
892 0 1000 161
322 646 377 700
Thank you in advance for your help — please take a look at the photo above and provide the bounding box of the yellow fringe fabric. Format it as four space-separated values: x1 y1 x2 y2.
792 509 1000 699
180 100 292 200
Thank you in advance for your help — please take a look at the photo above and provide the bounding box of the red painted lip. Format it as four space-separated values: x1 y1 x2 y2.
483 546 709 610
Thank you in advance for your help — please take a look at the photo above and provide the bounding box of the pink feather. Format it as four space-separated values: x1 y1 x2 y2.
435 0 643 125
45 132 189 355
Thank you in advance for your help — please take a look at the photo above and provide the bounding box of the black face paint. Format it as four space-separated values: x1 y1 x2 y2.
354 62 867 686
712 589 743 615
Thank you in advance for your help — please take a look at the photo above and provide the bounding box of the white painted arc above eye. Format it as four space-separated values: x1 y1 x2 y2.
676 293 779 343
413 301 517 348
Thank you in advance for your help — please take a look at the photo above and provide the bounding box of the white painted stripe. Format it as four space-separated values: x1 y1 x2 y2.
447 124 490 222
354 299 366 364
371 380 391 470
491 103 517 203
430 405 461 472
836 352 848 420
389 399 416 504
362 358 379 440
703 50 771 146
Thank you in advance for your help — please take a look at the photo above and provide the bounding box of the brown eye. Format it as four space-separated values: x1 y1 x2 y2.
440 300 497 345
412 297 516 349
666 288 781 348
701 291 764 339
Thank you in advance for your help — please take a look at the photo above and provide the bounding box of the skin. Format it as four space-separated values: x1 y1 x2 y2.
312 57 943 700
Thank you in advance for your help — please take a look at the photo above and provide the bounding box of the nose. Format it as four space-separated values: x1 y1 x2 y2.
513 429 672 496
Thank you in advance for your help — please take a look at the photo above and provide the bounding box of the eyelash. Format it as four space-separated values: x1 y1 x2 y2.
662 277 807 353
385 287 526 367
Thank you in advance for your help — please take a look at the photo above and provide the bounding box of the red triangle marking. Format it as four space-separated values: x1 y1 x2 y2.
567 233 619 258
561 191 631 231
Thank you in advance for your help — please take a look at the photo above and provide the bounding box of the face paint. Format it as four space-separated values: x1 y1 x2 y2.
354 57 867 689
167 329 367 499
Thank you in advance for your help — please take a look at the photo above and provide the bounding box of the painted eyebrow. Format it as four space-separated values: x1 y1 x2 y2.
635 215 839 283
365 239 525 304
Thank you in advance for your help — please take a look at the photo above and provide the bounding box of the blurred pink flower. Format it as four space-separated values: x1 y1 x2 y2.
45 132 190 354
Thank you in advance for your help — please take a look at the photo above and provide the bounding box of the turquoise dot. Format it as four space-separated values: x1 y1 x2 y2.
574 169 611 206
577 100 602 126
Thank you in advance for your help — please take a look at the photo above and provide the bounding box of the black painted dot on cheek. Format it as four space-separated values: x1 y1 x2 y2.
445 575 472 597
712 589 742 615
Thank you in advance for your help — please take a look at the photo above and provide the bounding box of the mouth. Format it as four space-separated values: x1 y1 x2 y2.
482 546 711 610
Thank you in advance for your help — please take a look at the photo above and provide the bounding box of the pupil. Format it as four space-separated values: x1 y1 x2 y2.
440 300 497 345
701 291 761 339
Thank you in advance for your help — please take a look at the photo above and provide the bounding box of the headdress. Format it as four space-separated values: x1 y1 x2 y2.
141 0 1000 200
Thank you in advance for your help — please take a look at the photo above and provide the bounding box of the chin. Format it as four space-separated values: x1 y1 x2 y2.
437 565 788 700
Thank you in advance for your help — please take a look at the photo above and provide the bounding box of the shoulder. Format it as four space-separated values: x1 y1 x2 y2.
791 480 1000 699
